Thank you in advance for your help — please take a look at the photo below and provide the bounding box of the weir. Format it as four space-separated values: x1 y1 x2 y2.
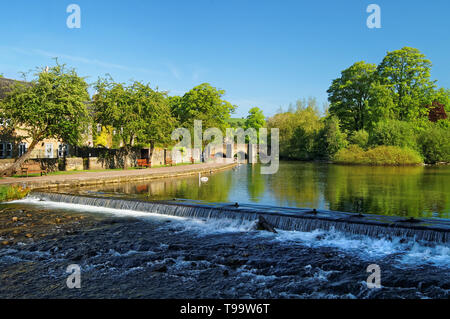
30 191 450 243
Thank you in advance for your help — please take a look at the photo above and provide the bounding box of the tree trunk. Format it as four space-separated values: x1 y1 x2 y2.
0 139 40 177
122 145 131 170
149 142 155 165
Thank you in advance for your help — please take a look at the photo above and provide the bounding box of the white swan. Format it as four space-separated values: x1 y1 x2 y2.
199 173 209 183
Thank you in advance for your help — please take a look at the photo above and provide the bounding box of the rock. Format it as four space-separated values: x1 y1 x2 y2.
224 257 247 267
153 265 167 272
255 216 277 233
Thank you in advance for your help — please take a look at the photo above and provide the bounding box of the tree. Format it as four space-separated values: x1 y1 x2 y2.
245 107 266 130
376 47 436 120
93 77 175 169
432 88 449 113
0 63 90 176
240 107 266 144
171 83 236 131
327 61 377 131
315 116 348 159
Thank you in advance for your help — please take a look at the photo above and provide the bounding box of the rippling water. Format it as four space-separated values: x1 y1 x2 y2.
0 201 449 298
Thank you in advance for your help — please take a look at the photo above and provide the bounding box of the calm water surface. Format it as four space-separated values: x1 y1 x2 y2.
81 162 450 219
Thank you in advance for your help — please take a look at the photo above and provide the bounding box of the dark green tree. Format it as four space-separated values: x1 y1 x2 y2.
327 61 377 131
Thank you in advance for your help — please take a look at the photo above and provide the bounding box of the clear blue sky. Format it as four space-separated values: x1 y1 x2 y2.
1 0 449 118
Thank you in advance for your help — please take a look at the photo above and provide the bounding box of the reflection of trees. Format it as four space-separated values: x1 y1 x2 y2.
246 164 265 202
99 171 235 203
267 162 322 208
322 165 450 218
89 163 450 218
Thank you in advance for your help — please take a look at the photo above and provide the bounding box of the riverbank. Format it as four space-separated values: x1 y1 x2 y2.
0 162 237 191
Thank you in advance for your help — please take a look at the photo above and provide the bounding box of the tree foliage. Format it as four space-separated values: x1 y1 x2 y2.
327 61 377 131
376 47 436 121
170 83 236 131
93 77 175 168
0 63 90 176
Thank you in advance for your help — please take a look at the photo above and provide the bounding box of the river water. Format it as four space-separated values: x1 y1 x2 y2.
80 162 450 218
0 162 449 298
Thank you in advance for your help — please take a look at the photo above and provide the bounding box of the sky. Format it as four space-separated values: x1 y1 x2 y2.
0 0 449 118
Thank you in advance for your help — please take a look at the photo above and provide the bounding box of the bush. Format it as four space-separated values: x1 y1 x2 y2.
334 145 423 165
0 185 31 202
349 130 369 149
314 116 348 159
417 124 450 164
369 120 418 150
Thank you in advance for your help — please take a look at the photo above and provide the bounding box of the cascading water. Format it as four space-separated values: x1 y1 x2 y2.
28 191 450 243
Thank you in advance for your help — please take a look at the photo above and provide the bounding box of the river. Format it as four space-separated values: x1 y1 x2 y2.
0 162 448 298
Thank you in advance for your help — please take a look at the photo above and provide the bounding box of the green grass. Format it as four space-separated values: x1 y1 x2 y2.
334 145 423 166
0 185 31 202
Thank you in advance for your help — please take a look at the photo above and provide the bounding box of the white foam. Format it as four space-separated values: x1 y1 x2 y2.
11 197 186 221
10 197 450 268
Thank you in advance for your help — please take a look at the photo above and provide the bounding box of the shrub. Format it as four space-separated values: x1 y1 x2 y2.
314 116 348 159
369 120 418 150
334 145 423 165
0 185 31 202
417 124 450 164
349 130 369 149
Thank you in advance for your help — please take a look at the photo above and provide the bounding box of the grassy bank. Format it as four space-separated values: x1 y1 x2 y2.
0 185 31 202
334 145 423 166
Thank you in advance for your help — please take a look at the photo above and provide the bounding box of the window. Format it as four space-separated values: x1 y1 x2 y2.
6 143 12 158
45 143 54 159
19 143 27 157
0 142 12 158
58 144 69 158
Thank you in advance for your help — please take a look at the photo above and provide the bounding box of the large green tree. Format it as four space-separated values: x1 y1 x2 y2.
244 107 266 143
376 47 436 120
171 83 236 131
0 63 90 176
245 107 266 130
93 77 175 169
327 61 377 131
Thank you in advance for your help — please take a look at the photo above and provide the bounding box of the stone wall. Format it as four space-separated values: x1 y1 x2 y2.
150 148 165 166
65 157 84 171
87 157 107 170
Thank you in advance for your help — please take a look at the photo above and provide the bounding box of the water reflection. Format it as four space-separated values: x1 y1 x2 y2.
82 162 450 218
